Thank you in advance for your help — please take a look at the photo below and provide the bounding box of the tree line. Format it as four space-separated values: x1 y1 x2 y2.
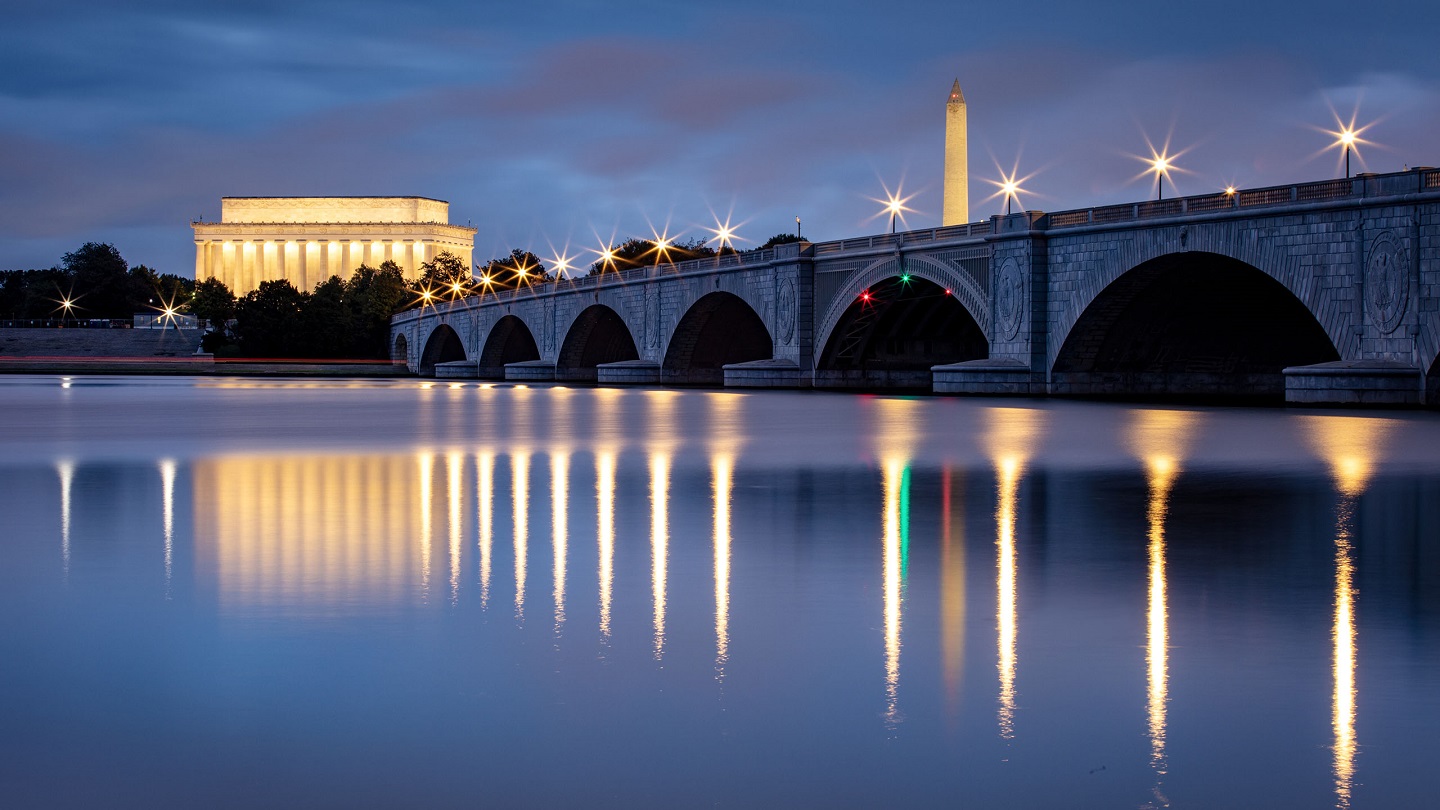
3 231 809 360
0 243 193 320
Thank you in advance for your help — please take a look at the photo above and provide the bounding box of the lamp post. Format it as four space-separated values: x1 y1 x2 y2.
1340 129 1356 179
1152 156 1170 201
1002 180 1017 215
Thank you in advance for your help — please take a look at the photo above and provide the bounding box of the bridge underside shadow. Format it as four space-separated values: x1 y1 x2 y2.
480 315 539 379
662 292 772 385
817 276 987 390
1429 353 1440 407
418 323 465 377
1052 252 1339 401
557 305 639 382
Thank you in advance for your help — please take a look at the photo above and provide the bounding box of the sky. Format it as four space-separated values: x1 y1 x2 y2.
3 0 1439 276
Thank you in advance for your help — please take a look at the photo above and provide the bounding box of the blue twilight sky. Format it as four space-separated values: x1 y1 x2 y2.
2 0 1439 276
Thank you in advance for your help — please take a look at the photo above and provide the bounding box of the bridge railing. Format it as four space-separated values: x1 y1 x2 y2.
811 219 993 255
1042 169 1438 230
407 245 786 316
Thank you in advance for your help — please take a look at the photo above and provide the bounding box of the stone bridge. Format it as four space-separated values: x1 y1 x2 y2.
392 168 1440 405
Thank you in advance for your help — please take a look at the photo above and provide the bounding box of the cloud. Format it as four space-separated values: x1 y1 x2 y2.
2 2 1440 273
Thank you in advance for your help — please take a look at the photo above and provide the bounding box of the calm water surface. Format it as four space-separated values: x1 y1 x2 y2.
1 375 1438 809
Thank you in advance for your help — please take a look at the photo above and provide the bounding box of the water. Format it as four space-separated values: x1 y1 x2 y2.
1 375 1437 809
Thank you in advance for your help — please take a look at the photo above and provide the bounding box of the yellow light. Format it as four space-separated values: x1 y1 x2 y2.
551 253 573 278
447 452 463 604
1152 156 1170 174
479 274 492 286
552 452 569 632
1339 129 1356 146
596 450 616 641
513 451 530 620
477 451 494 609
1225 186 1237 195
882 456 906 729
995 453 1020 740
450 281 464 295
713 453 733 677
707 215 744 251
651 452 669 660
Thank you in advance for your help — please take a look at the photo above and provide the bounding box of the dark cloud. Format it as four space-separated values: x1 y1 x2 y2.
1 1 1438 271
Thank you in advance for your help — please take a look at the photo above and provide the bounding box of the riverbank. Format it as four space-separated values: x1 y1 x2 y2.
0 356 410 376
0 327 411 376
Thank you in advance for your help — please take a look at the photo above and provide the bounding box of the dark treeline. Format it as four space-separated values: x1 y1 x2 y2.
201 261 413 359
0 243 193 320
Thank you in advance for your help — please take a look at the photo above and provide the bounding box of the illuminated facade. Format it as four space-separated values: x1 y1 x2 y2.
191 197 476 295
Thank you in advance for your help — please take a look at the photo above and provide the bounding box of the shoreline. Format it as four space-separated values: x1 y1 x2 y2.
0 358 411 377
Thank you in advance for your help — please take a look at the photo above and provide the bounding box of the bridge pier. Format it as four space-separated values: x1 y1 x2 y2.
433 360 479 379
722 359 804 388
1284 361 1424 406
504 360 555 382
596 360 661 385
931 358 1042 395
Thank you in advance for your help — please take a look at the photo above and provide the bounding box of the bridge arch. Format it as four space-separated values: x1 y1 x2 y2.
479 314 540 378
1050 227 1355 369
1052 251 1340 399
418 323 466 376
662 291 772 385
557 304 639 382
815 257 989 388
816 254 990 367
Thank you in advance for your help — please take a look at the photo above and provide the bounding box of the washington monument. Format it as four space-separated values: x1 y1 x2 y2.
943 78 969 226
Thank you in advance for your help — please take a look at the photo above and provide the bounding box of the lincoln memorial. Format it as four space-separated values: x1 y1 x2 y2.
191 197 477 295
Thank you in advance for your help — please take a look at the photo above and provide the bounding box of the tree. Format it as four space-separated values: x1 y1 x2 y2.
414 251 472 293
761 233 805 249
154 272 195 312
62 242 129 318
298 276 352 358
586 237 714 276
477 249 549 292
234 279 305 357
0 268 71 319
191 278 237 329
347 262 411 358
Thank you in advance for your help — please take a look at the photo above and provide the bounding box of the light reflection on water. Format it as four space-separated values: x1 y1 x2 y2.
2 377 1439 808
1303 415 1393 810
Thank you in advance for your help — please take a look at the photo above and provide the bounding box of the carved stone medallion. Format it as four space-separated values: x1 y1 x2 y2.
1366 231 1408 335
777 278 796 344
994 257 1024 341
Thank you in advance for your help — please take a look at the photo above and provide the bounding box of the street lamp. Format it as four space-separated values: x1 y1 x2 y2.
1151 155 1171 201
1339 128 1356 179
870 184 914 235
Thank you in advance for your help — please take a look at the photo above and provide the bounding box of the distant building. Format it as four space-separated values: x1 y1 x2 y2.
191 197 476 295
942 79 969 226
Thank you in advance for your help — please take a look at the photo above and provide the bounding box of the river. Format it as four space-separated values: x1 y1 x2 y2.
1 375 1437 808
